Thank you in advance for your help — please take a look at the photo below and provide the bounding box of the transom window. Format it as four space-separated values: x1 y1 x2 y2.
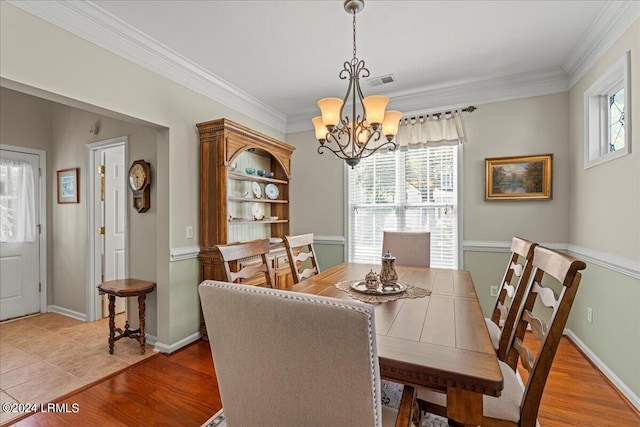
347 146 458 269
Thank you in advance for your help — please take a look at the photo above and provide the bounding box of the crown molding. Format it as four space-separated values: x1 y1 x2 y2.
563 0 640 89
8 0 288 133
286 67 569 134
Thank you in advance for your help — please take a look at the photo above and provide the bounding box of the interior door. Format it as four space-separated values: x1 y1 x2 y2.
0 149 40 321
100 146 126 316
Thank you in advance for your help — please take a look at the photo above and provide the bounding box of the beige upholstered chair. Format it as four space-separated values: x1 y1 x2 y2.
485 237 537 361
381 231 430 268
417 247 586 427
199 281 416 427
284 233 320 284
213 239 274 288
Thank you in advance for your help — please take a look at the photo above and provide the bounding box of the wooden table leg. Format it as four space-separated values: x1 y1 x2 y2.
138 293 146 354
108 294 116 354
446 387 482 426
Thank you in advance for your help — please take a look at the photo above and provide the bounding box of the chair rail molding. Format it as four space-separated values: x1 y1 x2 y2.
314 235 345 245
463 240 639 280
170 246 201 262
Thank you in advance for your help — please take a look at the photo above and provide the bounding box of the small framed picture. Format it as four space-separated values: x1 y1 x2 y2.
57 168 79 204
485 154 552 200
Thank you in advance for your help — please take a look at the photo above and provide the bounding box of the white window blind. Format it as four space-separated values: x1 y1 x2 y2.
348 146 458 269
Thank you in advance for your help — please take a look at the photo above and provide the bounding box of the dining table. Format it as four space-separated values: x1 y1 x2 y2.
289 262 504 427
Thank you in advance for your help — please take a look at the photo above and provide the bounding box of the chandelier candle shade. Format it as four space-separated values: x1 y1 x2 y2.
312 0 402 168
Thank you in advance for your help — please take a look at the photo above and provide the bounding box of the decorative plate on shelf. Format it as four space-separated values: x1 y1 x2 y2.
252 181 262 199
265 183 279 200
252 204 264 220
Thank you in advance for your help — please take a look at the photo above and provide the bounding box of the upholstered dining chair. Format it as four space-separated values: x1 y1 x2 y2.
284 233 320 284
485 237 537 361
199 281 416 427
381 231 430 268
213 238 273 288
417 246 586 427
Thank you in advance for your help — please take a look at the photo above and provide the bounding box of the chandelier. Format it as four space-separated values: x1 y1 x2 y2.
312 0 402 168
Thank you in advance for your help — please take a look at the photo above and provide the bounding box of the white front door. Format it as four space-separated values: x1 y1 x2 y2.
99 146 126 317
0 149 40 321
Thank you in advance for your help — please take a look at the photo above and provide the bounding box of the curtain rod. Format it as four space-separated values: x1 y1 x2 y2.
405 105 476 121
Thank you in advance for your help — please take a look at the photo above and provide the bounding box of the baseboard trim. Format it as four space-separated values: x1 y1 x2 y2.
47 305 86 322
564 329 640 412
153 332 201 354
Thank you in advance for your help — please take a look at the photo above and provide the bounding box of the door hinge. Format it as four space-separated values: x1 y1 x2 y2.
39 167 42 177
98 165 105 174
37 224 42 234
98 227 105 235
39 282 41 293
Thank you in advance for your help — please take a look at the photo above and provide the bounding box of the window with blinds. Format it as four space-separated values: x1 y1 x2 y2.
347 146 458 269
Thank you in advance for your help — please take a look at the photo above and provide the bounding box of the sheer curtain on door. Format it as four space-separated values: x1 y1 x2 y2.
0 159 36 242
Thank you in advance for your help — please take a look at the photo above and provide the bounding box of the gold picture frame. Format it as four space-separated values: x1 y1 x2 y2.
485 154 552 200
57 168 79 204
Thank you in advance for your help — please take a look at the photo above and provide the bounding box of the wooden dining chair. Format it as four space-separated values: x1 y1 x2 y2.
417 246 586 427
199 280 417 427
213 239 274 288
382 231 430 268
284 233 320 284
485 237 537 361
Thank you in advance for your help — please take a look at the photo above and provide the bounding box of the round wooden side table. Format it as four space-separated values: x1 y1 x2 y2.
97 278 156 355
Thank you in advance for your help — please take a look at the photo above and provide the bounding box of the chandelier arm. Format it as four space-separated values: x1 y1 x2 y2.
326 130 359 160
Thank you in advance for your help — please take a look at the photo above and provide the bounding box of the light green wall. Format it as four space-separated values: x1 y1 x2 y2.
566 264 640 395
463 251 510 317
314 244 345 272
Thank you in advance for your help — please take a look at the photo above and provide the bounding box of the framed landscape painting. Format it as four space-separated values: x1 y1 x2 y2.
485 154 552 200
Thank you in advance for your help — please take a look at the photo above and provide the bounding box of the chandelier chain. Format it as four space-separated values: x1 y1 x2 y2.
352 11 357 59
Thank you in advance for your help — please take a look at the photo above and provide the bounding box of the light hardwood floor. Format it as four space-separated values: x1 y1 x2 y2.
3 333 639 426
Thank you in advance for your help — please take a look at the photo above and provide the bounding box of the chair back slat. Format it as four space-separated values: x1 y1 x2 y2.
532 281 559 310
284 233 320 284
521 309 547 341
512 337 535 373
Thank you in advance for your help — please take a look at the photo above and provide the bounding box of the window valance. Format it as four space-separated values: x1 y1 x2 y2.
395 109 467 150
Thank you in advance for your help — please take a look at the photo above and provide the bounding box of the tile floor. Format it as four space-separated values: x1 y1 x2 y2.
0 312 155 424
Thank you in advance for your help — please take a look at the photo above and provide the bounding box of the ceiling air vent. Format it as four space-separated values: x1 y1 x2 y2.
366 74 396 87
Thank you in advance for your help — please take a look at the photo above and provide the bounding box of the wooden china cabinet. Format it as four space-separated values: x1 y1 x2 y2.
197 118 296 336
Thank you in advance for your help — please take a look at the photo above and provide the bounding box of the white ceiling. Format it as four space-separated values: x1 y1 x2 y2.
10 1 639 133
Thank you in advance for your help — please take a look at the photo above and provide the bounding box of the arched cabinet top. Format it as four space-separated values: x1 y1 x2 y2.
197 118 295 178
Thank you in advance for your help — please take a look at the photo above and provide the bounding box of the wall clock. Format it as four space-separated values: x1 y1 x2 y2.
128 159 151 212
